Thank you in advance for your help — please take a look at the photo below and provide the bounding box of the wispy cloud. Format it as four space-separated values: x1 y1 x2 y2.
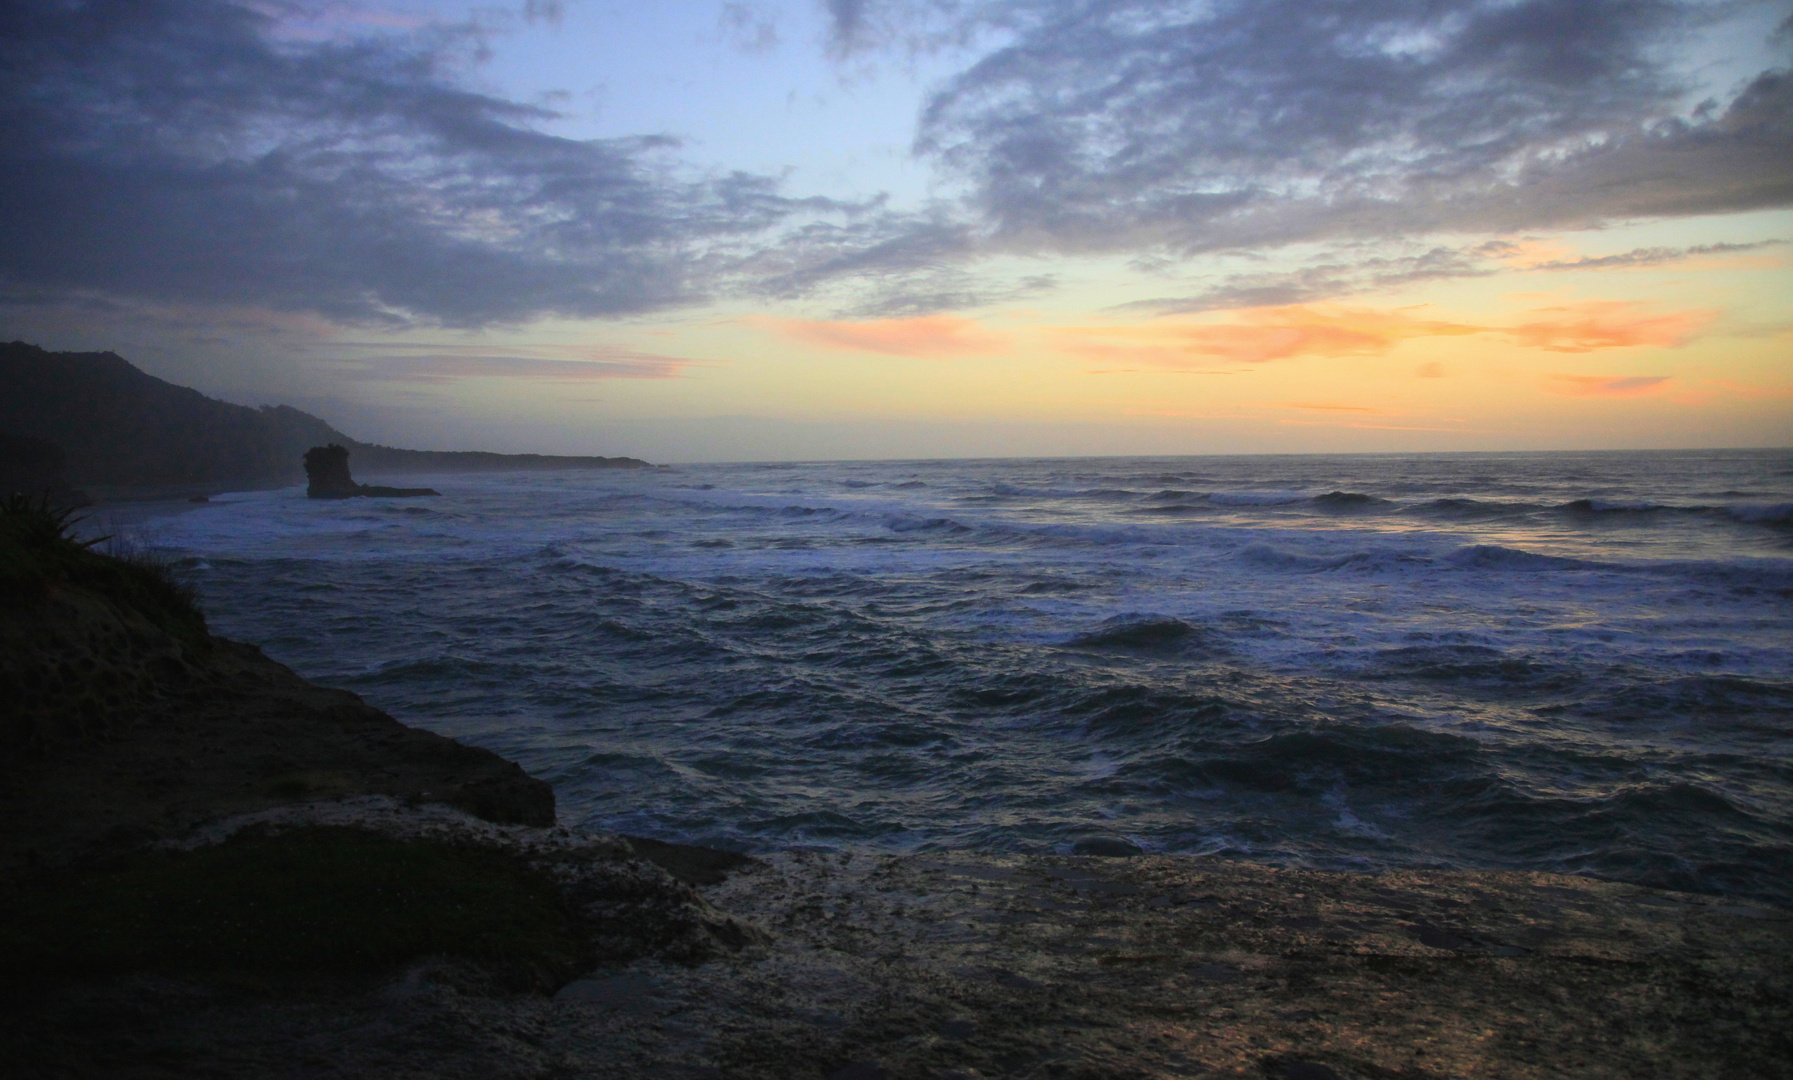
1049 307 1483 367
1507 302 1715 352
1121 237 1785 317
1279 419 1477 432
1119 248 1494 316
1051 299 1717 368
323 344 707 382
718 2 780 53
757 315 1010 356
1546 375 1672 397
1488 240 1786 272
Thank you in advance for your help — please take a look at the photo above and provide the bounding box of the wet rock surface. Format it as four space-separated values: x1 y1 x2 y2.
8 847 1785 1078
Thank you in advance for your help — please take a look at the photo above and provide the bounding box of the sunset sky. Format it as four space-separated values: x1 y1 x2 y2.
2 0 1790 461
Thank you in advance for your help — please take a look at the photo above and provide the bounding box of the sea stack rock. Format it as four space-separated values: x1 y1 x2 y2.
303 444 438 499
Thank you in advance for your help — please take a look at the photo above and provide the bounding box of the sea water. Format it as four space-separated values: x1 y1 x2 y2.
138 449 1793 902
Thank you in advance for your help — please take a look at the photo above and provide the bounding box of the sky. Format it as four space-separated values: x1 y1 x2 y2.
1 0 1790 462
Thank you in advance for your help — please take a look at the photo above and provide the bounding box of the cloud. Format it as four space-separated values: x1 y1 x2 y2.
328 346 704 383
1279 419 1479 432
760 314 1010 356
1506 240 1786 272
719 3 780 54
1547 375 1672 397
820 0 977 60
1050 299 1715 366
1506 301 1715 352
1050 307 1483 366
0 0 839 327
748 209 982 303
866 0 1793 256
317 340 709 382
1122 236 1786 316
3 0 1783 333
818 265 1058 319
1119 246 1495 315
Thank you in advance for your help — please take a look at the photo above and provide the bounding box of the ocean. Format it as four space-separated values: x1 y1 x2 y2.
133 449 1793 903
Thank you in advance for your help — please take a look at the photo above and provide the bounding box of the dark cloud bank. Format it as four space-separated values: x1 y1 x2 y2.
0 0 839 327
880 0 1793 245
1 0 1789 329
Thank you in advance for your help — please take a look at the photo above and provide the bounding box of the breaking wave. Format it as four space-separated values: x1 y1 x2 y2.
144 447 1793 905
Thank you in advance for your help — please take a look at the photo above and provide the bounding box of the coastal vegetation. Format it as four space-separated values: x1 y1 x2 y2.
0 493 203 643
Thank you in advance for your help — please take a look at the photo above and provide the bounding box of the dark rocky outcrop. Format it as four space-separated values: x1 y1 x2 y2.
0 341 652 489
0 502 552 870
0 494 761 1017
303 443 438 499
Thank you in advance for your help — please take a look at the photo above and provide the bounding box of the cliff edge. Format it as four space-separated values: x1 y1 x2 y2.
0 498 756 1010
0 499 547 872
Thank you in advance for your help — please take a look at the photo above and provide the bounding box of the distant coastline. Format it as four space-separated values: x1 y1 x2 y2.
0 341 651 497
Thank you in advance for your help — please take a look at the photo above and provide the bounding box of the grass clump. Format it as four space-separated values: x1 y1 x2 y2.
0 826 590 986
0 493 205 641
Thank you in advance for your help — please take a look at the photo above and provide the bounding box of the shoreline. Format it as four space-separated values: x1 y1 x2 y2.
10 823 1791 1079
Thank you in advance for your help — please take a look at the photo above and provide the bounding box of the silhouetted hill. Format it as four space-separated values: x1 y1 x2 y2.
0 342 649 487
0 432 89 506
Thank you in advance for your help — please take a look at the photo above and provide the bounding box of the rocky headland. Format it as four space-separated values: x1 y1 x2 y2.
302 443 438 499
1 497 1788 1079
0 341 652 495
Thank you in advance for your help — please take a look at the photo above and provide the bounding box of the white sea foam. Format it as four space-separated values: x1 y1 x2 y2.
137 449 1793 903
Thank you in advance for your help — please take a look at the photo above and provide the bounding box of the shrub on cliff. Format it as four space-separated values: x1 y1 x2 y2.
0 493 204 642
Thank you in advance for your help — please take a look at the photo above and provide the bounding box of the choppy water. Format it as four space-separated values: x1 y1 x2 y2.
137 449 1793 902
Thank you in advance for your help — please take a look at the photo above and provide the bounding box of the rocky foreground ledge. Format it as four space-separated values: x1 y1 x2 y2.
6 819 1789 1080
2 500 1789 1078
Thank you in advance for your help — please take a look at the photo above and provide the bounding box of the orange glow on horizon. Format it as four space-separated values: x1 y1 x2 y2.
1507 302 1715 352
756 315 1011 357
1547 375 1673 398
1043 300 1713 369
1047 307 1483 366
